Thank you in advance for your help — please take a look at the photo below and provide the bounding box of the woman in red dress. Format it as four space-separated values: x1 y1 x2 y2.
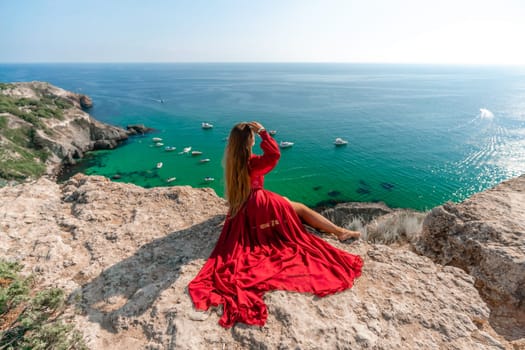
188 121 363 328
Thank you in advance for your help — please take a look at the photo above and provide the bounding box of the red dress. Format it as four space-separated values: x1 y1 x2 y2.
188 130 363 328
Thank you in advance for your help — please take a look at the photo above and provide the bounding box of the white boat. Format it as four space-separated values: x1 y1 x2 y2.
199 158 211 163
279 141 294 148
334 137 348 146
204 177 215 182
202 122 213 129
269 130 277 136
179 146 192 154
164 146 176 152
156 162 163 169
166 177 176 183
152 137 163 142
191 151 203 156
155 142 164 147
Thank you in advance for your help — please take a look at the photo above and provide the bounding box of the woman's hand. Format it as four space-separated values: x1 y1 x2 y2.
248 121 264 133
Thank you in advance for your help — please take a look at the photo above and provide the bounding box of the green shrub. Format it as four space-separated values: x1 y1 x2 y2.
0 157 47 180
54 97 73 110
0 259 87 350
0 94 64 125
0 261 30 314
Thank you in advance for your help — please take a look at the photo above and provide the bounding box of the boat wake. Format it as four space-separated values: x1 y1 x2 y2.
448 108 496 132
478 108 495 119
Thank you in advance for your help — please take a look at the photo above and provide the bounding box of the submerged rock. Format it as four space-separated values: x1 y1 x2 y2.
327 190 341 197
356 187 371 195
381 182 395 191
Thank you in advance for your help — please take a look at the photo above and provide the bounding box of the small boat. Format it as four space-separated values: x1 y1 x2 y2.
179 146 192 154
199 158 211 163
204 177 215 182
202 122 213 129
166 177 177 183
155 142 164 147
334 137 348 146
164 146 176 152
191 151 203 156
279 141 294 148
156 162 163 169
269 130 277 136
152 137 163 142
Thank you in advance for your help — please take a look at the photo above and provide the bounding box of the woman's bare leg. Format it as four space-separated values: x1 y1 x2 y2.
285 198 360 241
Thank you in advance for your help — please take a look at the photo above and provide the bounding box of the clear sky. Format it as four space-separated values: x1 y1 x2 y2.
1 0 524 64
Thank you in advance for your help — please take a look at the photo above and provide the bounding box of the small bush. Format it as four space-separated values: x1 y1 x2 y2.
344 216 368 240
0 259 87 349
0 83 13 90
54 97 73 110
0 261 31 315
366 211 426 244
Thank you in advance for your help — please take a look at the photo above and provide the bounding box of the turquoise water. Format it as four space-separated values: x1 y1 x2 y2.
1 63 525 210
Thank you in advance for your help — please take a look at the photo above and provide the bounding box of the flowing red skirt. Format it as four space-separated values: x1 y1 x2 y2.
188 189 363 328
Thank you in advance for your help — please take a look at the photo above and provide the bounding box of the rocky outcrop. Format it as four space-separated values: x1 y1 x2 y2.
0 174 517 349
417 174 525 344
126 124 155 135
79 94 93 109
0 82 151 179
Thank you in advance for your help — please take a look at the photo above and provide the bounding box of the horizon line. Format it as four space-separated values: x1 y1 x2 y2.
0 61 524 67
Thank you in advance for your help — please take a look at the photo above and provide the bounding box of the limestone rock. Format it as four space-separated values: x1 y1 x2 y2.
126 124 155 135
417 174 525 343
0 174 515 349
79 94 93 108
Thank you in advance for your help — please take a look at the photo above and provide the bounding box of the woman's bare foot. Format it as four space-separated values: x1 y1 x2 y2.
334 228 361 241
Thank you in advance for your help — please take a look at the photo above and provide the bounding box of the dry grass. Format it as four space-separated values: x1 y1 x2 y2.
343 210 427 244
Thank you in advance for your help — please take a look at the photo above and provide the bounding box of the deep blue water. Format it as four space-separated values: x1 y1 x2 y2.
1 63 524 210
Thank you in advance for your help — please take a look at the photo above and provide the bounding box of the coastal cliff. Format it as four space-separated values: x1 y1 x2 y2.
0 82 149 181
1 174 523 349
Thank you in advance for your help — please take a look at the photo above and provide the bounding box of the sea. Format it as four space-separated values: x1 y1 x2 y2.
1 63 524 211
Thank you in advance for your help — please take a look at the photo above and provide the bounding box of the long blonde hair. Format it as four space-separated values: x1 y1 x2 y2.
224 122 254 216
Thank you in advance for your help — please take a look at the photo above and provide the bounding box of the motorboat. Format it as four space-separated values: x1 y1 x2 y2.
269 130 277 136
166 177 176 183
204 177 215 182
202 122 213 129
152 137 163 142
279 141 294 148
155 142 164 147
164 146 176 152
334 137 348 146
191 151 203 156
179 146 192 154
199 158 211 163
156 162 163 169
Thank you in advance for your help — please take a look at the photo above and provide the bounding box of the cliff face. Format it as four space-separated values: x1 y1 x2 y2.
1 174 522 349
417 174 525 343
0 82 130 180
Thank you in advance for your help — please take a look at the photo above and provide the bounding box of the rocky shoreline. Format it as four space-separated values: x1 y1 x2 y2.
1 82 524 349
0 81 153 181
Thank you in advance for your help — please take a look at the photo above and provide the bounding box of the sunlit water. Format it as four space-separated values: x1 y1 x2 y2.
1 63 524 210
